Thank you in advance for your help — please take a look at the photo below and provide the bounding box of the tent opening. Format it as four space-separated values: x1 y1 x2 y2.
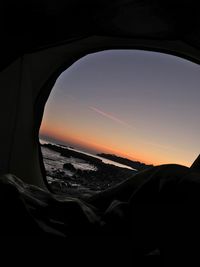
39 49 200 195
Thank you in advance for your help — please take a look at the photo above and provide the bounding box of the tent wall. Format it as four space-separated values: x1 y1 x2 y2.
0 59 22 175
1 36 200 189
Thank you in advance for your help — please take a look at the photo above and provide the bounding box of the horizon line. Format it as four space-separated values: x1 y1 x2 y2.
39 133 154 165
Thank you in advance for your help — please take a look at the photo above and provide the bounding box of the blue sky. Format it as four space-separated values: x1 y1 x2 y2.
40 50 200 166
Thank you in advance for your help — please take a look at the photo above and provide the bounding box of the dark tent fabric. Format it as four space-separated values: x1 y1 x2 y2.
1 164 200 262
2 2 200 51
2 0 200 71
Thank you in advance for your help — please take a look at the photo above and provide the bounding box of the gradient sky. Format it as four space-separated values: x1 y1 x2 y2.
40 50 200 167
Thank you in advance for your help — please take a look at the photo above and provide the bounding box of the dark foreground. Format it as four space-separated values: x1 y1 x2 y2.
1 164 200 264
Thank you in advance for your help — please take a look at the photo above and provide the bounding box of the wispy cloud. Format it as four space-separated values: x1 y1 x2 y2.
89 106 133 129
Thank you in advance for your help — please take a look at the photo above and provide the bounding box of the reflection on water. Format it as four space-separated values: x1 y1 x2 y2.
40 139 138 194
40 139 136 170
67 147 135 170
41 146 97 178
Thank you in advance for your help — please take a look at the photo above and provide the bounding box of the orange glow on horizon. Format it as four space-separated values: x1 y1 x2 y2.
40 125 159 165
40 121 192 167
40 123 192 166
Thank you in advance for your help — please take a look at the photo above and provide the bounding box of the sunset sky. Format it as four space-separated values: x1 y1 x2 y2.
40 50 200 167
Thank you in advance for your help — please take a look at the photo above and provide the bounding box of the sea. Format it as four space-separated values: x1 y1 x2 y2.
40 139 136 184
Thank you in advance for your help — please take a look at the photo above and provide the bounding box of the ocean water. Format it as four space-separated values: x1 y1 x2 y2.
40 139 137 190
67 147 135 170
40 139 135 170
41 146 97 180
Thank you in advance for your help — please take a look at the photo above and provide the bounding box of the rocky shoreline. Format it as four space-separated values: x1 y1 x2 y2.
42 143 138 196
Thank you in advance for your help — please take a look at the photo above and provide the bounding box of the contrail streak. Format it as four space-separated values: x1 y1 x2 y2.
89 106 133 129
